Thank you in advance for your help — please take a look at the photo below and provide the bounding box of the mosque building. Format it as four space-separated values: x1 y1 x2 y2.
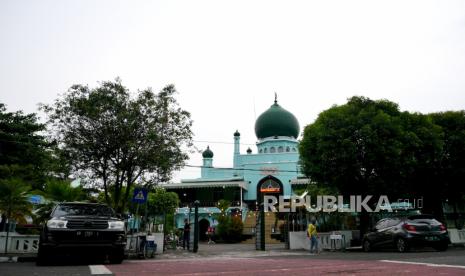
162 97 309 240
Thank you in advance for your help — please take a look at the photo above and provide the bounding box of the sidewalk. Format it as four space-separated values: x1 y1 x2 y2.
156 242 315 260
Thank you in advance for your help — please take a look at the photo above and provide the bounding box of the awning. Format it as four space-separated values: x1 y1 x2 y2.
161 181 248 190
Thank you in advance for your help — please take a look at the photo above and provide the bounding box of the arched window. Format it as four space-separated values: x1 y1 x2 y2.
286 146 290 152
260 178 281 193
278 146 283 153
264 148 268 153
292 147 297 152
270 147 276 153
259 149 263 153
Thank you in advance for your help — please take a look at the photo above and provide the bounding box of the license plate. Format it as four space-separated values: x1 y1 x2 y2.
425 236 438 241
76 231 98 237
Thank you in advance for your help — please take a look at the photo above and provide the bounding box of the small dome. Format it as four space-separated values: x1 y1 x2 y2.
202 146 214 158
234 130 240 137
254 98 300 139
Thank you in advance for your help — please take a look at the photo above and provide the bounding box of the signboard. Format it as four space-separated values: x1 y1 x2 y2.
132 188 148 203
260 167 279 175
29 195 43 205
260 179 281 193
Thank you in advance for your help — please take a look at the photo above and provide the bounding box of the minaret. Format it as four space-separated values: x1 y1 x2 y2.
201 146 214 178
233 130 240 168
202 146 214 167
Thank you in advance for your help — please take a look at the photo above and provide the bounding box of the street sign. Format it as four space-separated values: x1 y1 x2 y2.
29 195 43 205
132 188 148 203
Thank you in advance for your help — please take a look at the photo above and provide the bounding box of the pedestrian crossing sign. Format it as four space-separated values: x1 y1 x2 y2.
132 188 148 203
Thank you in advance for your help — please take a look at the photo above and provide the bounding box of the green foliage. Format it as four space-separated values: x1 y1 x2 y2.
43 79 193 213
216 215 244 243
299 96 447 232
33 179 88 224
147 187 180 216
43 179 87 202
430 111 465 216
0 103 61 190
0 178 32 224
300 97 408 198
214 200 243 242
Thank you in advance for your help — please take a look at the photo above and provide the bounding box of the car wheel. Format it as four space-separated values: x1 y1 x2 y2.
109 249 125 264
362 239 372 252
396 238 409 253
433 242 448 251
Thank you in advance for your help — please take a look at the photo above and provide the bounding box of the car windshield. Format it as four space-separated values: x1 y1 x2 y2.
52 204 115 217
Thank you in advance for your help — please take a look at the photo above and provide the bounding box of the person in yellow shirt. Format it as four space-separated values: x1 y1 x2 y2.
307 219 318 253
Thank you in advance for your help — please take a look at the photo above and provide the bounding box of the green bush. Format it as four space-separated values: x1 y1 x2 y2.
216 215 244 243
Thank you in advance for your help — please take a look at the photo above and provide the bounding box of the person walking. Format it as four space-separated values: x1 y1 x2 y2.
207 226 215 244
307 219 319 254
183 219 190 250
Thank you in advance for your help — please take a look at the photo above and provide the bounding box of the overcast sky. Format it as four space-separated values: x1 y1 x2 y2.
1 0 464 182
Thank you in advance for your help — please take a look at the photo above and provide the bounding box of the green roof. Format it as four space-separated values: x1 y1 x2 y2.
202 146 214 158
254 101 300 139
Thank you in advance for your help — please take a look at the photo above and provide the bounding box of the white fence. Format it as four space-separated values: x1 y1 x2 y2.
289 231 352 251
448 229 465 244
0 232 39 254
0 232 164 255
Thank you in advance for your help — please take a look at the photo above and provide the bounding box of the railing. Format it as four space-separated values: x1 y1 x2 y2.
0 233 39 254
318 232 346 251
288 231 348 251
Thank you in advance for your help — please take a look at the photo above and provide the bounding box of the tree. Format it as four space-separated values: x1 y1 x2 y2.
34 179 88 224
43 79 193 213
431 111 465 226
0 104 56 190
145 187 180 234
398 112 444 218
299 96 443 234
0 178 32 253
0 178 32 224
300 97 406 197
146 187 180 216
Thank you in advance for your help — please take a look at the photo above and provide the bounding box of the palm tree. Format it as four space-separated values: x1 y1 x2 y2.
0 178 32 253
33 179 87 224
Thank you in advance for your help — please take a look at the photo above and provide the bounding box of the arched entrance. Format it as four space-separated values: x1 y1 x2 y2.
257 175 284 200
199 219 210 241
254 176 286 247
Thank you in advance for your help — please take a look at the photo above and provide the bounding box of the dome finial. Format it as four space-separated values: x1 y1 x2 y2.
202 145 214 158
274 92 278 104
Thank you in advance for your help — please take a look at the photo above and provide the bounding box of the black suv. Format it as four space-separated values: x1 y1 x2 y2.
37 202 126 265
362 214 450 252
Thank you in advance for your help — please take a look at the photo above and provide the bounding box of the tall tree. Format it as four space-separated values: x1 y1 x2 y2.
300 97 405 197
0 104 54 189
299 96 443 234
431 111 465 226
43 79 193 213
399 112 444 218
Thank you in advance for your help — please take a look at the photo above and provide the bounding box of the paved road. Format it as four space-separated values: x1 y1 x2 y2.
2 245 465 275
109 257 465 276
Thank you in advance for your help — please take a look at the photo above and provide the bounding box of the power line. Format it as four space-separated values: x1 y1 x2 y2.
193 140 256 146
185 164 301 173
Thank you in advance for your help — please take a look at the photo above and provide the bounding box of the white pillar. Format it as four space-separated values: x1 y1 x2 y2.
240 186 243 209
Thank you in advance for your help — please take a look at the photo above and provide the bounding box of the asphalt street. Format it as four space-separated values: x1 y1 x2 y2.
2 245 465 276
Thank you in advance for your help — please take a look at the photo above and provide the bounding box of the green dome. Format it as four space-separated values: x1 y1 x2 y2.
202 146 214 158
254 100 300 139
